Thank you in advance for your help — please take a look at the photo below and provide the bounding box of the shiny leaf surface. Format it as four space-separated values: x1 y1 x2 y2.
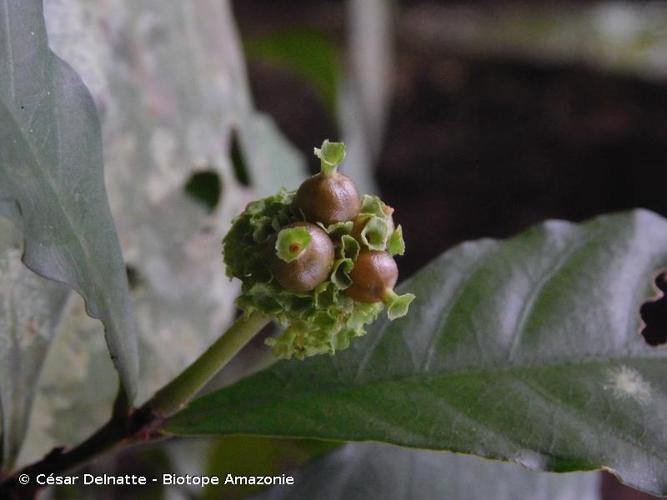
167 210 667 495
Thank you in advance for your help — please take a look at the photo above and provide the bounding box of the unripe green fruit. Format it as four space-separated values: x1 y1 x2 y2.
345 250 398 303
271 222 334 293
295 172 361 225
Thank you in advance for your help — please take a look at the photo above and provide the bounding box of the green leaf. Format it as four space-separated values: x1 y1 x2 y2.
15 0 306 464
166 210 667 496
0 0 138 398
245 30 341 115
254 443 599 500
204 437 337 500
15 293 118 467
0 218 69 470
239 113 305 196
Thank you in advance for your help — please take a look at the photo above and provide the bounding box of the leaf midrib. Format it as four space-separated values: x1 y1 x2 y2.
167 356 667 474
0 69 130 384
0 97 103 300
178 354 667 463
0 8 102 303
179 352 665 413
339 349 665 389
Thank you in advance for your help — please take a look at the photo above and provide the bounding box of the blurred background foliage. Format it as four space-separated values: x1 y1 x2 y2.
3 0 667 498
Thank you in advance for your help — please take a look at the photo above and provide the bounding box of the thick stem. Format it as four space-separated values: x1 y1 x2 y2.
320 162 338 176
0 406 146 500
0 311 271 499
147 310 271 416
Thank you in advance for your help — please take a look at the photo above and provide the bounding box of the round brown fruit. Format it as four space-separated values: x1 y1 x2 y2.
345 250 398 303
270 222 334 293
295 172 361 225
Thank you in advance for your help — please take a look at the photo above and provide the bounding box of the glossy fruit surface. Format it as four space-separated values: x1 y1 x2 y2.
270 222 334 293
345 250 398 302
295 172 361 225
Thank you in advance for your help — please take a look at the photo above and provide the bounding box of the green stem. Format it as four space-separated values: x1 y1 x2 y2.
146 311 271 416
0 311 271 497
320 161 338 176
314 140 345 176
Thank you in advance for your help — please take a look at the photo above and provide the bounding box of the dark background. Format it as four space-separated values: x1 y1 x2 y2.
233 1 667 499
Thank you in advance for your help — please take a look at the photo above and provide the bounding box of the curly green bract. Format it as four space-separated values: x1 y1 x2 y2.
224 188 408 359
223 141 413 360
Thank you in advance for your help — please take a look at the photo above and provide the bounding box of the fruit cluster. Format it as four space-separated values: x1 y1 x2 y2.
223 140 415 359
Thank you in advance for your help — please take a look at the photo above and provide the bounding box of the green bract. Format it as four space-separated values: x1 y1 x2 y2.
275 227 312 263
222 141 414 360
314 139 346 175
387 226 405 256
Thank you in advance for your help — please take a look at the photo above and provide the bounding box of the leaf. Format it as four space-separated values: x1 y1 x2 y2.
15 293 118 467
166 210 667 496
204 437 337 500
0 0 138 398
239 113 304 197
245 30 342 115
253 443 600 500
14 0 305 465
0 218 69 470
